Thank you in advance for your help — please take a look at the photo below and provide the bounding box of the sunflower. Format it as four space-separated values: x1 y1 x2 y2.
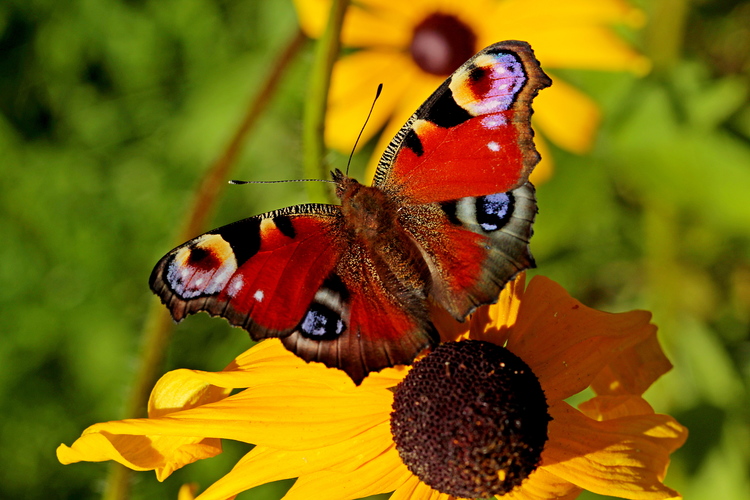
293 0 648 183
58 274 686 500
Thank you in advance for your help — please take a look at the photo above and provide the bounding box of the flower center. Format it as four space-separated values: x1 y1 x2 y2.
409 13 477 76
390 340 550 498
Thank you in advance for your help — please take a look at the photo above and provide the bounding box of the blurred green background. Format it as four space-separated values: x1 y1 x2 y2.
2 0 749 498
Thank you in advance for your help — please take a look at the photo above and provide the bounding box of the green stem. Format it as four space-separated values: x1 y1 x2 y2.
645 0 688 73
302 0 350 203
101 28 305 500
643 197 679 353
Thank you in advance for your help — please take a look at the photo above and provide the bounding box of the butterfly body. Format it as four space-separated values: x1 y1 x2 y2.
151 41 551 384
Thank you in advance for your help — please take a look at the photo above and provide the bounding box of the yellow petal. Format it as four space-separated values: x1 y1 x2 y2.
149 368 231 417
470 272 526 344
502 467 581 500
325 50 421 153
196 448 293 500
178 483 199 500
293 0 420 47
282 444 411 500
533 77 601 154
507 276 656 402
579 395 656 421
431 302 471 342
85 380 390 451
361 365 410 389
489 0 648 73
161 340 354 393
291 0 327 38
57 431 221 481
391 475 454 500
495 0 643 25
542 402 687 499
590 332 673 396
390 475 422 500
196 422 397 500
521 28 648 73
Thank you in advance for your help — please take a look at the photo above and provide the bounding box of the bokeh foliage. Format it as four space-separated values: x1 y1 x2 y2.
1 0 749 499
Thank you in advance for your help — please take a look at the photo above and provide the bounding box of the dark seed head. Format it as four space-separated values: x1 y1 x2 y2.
409 13 477 76
390 340 550 498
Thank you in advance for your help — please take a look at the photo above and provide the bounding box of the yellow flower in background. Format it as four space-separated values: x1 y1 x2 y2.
294 0 648 184
58 275 685 500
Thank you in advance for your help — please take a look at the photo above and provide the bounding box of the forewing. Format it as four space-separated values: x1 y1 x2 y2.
373 41 551 203
150 204 345 337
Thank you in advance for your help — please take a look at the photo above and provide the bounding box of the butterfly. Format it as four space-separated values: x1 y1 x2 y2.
150 40 551 384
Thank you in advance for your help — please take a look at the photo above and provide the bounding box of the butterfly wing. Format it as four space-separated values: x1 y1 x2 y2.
402 182 537 321
150 205 345 334
372 41 548 321
150 204 437 384
373 40 551 203
150 40 549 384
280 243 438 384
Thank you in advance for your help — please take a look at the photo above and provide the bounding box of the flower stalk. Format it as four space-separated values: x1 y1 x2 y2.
302 0 350 203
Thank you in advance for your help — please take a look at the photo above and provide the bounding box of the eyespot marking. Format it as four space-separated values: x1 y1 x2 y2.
297 273 349 341
450 51 527 116
165 234 238 299
299 303 345 340
476 192 514 232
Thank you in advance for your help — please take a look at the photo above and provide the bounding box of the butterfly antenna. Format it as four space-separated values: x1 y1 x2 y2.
345 83 383 176
229 179 336 185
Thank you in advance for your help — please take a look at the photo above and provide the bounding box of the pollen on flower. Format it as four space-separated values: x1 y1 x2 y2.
390 340 550 498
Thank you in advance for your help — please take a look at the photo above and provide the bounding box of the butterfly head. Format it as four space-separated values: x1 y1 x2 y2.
331 168 359 200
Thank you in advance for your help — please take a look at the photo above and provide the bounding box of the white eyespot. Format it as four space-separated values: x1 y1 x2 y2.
487 141 501 152
253 289 265 302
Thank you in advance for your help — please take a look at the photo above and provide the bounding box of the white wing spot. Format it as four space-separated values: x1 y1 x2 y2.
253 289 265 302
227 275 244 297
481 115 507 129
487 141 501 152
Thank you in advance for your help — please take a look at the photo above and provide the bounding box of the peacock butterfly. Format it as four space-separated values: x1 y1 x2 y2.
150 41 551 384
